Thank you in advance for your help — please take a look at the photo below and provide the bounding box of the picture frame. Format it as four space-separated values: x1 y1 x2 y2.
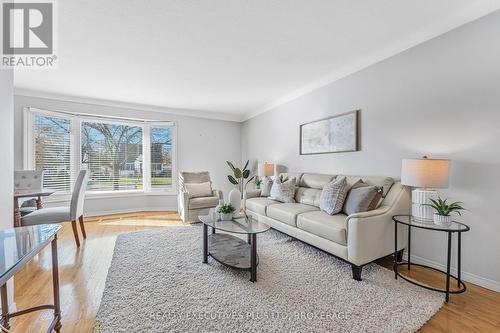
299 110 360 155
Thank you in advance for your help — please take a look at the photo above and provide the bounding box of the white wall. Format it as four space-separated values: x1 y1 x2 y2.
242 11 500 291
14 95 241 215
0 70 14 229
0 69 15 310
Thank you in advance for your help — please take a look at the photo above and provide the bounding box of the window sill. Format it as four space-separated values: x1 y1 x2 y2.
44 189 177 203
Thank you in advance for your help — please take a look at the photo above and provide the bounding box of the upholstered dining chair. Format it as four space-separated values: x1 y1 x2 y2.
22 170 89 247
14 170 44 216
178 171 222 223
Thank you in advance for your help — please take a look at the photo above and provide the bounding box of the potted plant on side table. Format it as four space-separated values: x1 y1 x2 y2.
218 203 235 221
425 197 466 226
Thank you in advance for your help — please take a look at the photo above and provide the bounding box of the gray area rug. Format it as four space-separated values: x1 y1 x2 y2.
95 226 443 332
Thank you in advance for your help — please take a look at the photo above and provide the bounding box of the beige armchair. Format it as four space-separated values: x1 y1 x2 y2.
178 171 223 223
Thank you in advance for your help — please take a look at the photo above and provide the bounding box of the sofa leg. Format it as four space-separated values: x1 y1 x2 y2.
351 264 362 281
396 249 404 263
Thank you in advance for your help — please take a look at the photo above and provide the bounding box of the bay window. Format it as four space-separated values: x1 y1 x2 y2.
24 108 176 195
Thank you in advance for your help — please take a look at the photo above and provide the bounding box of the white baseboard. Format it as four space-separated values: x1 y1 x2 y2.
85 206 178 217
404 251 500 293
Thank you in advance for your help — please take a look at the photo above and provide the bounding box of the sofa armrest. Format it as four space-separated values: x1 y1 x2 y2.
346 206 391 221
212 189 223 200
346 184 410 266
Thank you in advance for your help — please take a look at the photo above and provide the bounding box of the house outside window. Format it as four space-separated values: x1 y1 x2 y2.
24 108 176 196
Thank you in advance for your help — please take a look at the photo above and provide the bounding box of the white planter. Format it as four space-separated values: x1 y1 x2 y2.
433 213 452 227
228 189 242 214
220 213 233 221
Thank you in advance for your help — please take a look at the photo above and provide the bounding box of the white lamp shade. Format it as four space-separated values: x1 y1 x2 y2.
262 163 275 177
401 158 449 188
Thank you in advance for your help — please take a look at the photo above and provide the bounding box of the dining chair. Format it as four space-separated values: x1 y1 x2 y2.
22 170 89 247
14 170 44 216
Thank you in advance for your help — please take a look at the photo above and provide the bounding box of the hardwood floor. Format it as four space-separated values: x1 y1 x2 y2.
9 211 500 332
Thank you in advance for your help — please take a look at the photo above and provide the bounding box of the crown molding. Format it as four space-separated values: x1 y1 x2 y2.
14 88 243 122
242 3 500 122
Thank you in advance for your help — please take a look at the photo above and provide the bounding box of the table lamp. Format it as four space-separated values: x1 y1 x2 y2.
261 162 275 178
401 156 450 221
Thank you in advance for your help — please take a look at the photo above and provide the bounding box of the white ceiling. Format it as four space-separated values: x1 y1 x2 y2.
14 0 500 121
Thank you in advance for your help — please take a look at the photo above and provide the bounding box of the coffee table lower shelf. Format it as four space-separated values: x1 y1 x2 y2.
202 227 259 282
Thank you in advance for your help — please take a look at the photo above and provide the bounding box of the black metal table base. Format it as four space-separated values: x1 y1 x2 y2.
202 224 259 282
395 262 467 295
393 216 469 303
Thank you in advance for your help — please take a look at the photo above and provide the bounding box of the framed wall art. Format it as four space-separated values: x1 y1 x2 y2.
300 110 360 155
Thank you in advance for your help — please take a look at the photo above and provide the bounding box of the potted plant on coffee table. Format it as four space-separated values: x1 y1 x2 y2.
425 197 466 226
218 203 235 221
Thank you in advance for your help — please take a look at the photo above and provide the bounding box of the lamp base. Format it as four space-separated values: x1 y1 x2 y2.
411 189 438 221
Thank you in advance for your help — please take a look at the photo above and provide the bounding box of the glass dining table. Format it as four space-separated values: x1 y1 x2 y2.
0 224 62 332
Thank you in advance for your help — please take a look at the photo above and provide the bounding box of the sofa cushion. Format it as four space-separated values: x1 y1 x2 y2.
299 173 336 189
297 211 348 246
295 187 323 207
266 203 319 227
189 196 219 209
245 197 280 215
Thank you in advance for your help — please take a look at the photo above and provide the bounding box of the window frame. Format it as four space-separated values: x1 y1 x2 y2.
23 107 178 199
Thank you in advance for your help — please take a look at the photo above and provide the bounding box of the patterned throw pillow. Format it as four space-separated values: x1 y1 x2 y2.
343 179 383 215
319 177 349 215
270 177 296 203
260 176 273 197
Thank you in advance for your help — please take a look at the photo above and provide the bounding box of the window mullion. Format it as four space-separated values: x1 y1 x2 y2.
143 125 152 191
71 117 81 193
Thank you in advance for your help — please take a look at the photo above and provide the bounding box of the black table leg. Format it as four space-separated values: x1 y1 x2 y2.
203 224 208 263
212 227 216 234
407 223 411 270
0 284 9 330
247 233 251 244
250 234 257 282
445 232 452 302
458 232 462 288
394 221 398 279
52 236 62 332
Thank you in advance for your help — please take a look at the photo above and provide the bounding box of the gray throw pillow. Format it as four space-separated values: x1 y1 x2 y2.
319 177 349 215
260 176 273 197
343 179 383 215
270 177 296 203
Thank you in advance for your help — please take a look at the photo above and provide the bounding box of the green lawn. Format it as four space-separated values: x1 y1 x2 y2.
88 177 172 188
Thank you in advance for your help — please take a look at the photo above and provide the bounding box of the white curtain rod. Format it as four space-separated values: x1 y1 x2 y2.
28 107 175 126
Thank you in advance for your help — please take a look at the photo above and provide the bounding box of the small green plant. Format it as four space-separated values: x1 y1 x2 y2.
424 197 466 216
254 176 262 189
217 203 235 214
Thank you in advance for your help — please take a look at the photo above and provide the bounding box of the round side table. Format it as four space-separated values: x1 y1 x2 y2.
392 215 470 302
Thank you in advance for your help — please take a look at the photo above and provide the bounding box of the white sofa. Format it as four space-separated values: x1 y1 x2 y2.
244 172 410 280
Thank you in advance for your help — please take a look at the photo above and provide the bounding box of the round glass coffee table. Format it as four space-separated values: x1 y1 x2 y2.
199 213 270 282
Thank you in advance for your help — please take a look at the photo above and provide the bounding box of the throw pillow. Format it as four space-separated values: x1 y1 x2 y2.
260 176 273 197
343 179 383 215
185 182 213 198
319 177 349 215
270 177 296 203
